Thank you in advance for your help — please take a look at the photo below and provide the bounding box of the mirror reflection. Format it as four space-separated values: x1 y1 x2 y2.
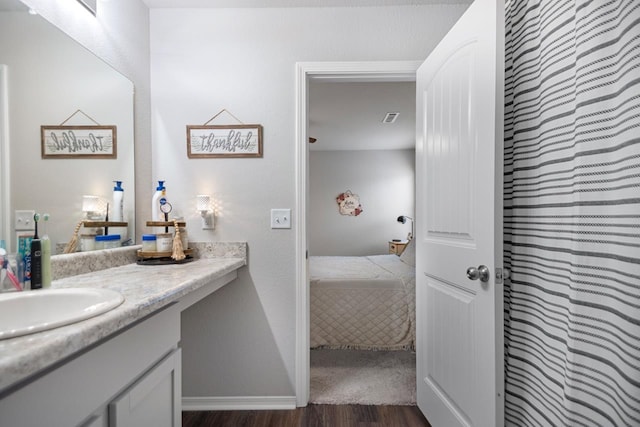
0 0 135 253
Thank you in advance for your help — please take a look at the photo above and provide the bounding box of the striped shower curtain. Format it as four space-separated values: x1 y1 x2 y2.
504 0 640 426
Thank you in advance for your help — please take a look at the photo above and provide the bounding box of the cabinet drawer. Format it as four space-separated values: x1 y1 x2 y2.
389 241 408 255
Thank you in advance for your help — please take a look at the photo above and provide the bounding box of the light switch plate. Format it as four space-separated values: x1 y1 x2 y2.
15 210 35 231
271 209 291 229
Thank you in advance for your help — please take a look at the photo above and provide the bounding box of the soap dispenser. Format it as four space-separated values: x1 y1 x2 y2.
112 181 124 222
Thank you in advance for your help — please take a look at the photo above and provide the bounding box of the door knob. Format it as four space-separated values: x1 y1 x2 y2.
466 265 490 282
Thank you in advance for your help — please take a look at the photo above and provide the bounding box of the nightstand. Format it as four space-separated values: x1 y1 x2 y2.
389 239 409 256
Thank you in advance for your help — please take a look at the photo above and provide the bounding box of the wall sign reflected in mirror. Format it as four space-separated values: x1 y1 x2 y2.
0 0 135 253
41 125 117 158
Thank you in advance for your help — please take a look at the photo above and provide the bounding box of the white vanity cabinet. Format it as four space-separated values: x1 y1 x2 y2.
0 304 182 427
0 251 245 427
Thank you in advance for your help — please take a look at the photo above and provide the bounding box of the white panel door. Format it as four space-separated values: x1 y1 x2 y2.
415 0 504 425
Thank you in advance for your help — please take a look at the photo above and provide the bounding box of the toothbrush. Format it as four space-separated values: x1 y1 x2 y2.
3 263 22 292
6 268 22 291
104 203 109 235
41 213 52 287
42 213 50 236
30 213 42 289
33 212 39 239
0 248 22 291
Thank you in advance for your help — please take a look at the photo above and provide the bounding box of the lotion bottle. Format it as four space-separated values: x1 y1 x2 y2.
112 181 124 222
151 180 165 223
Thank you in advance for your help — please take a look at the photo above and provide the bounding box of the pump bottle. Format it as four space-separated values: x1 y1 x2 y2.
151 181 166 223
112 181 124 222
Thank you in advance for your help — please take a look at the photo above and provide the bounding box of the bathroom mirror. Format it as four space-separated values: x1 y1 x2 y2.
0 0 135 253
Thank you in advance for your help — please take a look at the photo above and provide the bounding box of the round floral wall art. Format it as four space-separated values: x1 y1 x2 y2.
336 190 363 216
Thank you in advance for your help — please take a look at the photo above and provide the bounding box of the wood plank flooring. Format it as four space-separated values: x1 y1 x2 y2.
182 404 431 427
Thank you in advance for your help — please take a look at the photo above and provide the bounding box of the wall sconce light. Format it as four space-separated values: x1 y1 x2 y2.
196 195 215 230
82 195 101 220
396 215 414 240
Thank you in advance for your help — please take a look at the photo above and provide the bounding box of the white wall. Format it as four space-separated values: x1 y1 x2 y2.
152 5 467 399
21 0 151 243
309 149 414 256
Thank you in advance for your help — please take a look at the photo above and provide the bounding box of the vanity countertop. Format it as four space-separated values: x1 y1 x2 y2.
0 254 246 395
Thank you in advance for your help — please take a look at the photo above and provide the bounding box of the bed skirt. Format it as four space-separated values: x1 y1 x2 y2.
310 255 416 351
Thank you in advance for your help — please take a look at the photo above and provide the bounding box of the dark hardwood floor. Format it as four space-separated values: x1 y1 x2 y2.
182 404 431 427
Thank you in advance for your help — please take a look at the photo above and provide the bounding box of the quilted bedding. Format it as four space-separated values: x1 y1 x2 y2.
309 253 415 350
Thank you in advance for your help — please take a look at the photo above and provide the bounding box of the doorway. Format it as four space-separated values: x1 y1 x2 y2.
294 61 420 406
0 65 9 252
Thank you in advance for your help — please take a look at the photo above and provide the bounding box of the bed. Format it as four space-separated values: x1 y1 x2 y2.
309 240 416 351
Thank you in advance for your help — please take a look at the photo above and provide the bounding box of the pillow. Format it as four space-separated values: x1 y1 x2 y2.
399 238 415 267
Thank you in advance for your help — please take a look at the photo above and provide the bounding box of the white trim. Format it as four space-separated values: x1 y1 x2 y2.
294 62 310 408
0 65 10 252
182 396 297 411
294 61 420 408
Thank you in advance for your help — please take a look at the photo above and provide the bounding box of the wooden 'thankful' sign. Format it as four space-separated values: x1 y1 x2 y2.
187 124 263 158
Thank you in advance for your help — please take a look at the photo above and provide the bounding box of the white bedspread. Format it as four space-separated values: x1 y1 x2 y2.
310 254 415 350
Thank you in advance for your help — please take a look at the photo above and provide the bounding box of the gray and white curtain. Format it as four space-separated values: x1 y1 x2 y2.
504 0 640 426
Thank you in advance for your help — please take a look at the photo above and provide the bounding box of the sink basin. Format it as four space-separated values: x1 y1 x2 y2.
0 288 124 340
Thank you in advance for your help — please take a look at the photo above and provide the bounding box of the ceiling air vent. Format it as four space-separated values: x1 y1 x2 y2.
382 112 399 124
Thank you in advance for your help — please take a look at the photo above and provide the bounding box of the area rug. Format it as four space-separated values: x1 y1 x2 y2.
310 349 416 405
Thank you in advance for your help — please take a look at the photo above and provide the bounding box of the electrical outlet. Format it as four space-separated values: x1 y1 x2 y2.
15 210 35 231
271 209 291 229
201 212 215 230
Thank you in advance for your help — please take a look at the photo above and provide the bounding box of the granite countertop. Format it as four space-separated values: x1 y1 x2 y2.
0 247 246 396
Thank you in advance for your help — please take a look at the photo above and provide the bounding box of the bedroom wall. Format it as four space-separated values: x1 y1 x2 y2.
151 4 468 401
309 149 415 256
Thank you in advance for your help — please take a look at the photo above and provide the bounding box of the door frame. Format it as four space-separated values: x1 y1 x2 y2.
294 61 420 406
0 65 10 253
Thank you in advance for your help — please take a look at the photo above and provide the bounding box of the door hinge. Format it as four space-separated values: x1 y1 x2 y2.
495 268 509 284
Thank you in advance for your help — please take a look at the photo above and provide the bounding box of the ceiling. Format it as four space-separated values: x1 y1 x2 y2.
141 0 470 8
309 81 415 151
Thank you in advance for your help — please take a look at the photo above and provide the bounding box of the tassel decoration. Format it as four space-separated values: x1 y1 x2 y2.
63 220 84 254
171 220 185 261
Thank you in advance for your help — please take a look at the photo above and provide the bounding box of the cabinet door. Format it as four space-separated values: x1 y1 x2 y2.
109 348 182 427
80 409 108 427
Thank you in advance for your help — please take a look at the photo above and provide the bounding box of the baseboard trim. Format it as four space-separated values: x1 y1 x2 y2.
182 396 297 411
